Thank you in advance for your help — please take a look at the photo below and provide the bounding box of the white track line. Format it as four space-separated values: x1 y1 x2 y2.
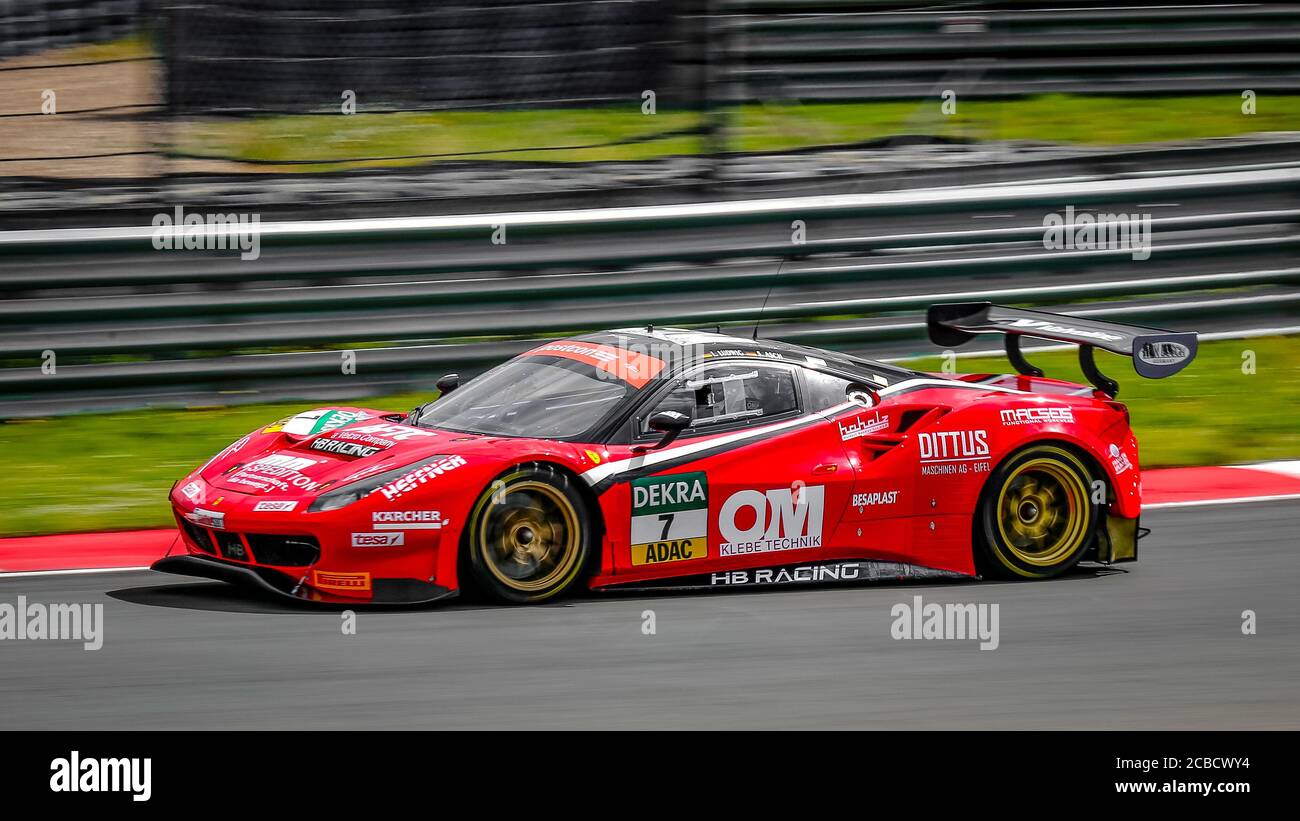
0 566 150 579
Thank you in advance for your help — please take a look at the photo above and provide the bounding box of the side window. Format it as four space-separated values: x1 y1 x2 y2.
802 369 852 412
641 363 799 434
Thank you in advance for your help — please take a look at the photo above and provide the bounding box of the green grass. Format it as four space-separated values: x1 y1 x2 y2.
178 109 706 171
0 392 428 538
2 335 1296 538
733 95 1300 150
177 94 1300 172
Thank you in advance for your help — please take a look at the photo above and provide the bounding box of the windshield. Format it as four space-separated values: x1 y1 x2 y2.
415 356 635 439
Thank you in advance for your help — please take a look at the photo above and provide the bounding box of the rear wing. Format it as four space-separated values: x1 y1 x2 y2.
926 302 1197 397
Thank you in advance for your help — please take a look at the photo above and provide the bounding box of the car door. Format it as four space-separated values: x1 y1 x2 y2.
611 359 854 578
802 368 919 564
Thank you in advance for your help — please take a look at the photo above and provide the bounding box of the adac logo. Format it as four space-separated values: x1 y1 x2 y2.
636 540 705 565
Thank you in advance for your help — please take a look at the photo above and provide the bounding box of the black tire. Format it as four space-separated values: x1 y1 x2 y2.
976 444 1100 580
461 464 593 604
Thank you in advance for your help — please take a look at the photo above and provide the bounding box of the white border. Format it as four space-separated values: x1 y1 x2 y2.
1144 493 1300 510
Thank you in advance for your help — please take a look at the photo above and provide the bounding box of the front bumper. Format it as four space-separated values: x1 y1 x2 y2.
168 473 456 603
152 554 457 606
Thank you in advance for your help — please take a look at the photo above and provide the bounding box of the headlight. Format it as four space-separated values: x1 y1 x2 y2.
307 455 448 513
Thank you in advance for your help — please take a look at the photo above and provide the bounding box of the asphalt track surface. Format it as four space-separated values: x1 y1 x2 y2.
1 500 1297 730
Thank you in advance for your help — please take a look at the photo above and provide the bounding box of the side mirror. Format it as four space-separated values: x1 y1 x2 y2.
435 373 460 395
847 382 879 407
635 410 690 452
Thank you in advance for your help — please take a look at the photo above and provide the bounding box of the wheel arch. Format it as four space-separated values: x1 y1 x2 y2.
972 436 1110 576
453 457 604 596
985 433 1115 508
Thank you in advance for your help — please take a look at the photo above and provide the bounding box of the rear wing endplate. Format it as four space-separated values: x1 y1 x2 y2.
926 302 1197 397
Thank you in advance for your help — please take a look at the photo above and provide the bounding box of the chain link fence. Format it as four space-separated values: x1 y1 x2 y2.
165 1 687 115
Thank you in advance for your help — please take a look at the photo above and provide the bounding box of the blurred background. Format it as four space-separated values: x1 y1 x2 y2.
4 0 1300 215
1 0 1298 535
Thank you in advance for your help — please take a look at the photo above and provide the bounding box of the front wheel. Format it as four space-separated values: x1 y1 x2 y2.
462 465 592 603
976 445 1099 580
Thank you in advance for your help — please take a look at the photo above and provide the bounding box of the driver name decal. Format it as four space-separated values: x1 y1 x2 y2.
630 472 708 565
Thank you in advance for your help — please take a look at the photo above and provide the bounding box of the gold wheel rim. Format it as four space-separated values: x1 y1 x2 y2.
476 480 581 593
996 458 1089 567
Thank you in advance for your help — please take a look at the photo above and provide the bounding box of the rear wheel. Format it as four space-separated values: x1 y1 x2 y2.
463 465 592 603
977 445 1099 580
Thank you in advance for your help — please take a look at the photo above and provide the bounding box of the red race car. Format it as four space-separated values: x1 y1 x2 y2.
154 302 1197 604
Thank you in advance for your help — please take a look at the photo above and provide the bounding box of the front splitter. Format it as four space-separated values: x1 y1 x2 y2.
151 555 457 606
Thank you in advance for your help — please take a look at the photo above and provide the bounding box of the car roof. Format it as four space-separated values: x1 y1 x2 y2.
580 326 922 384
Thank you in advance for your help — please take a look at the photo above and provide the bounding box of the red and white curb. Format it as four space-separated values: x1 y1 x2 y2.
0 529 176 577
1142 460 1300 508
1 461 1298 577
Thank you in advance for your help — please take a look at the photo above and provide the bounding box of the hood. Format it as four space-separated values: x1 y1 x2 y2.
200 407 577 501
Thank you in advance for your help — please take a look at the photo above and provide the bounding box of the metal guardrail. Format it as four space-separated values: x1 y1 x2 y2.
4 166 1297 251
3 287 1298 401
0 165 1297 412
721 1 1300 101
5 264 1297 359
4 235 1298 330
